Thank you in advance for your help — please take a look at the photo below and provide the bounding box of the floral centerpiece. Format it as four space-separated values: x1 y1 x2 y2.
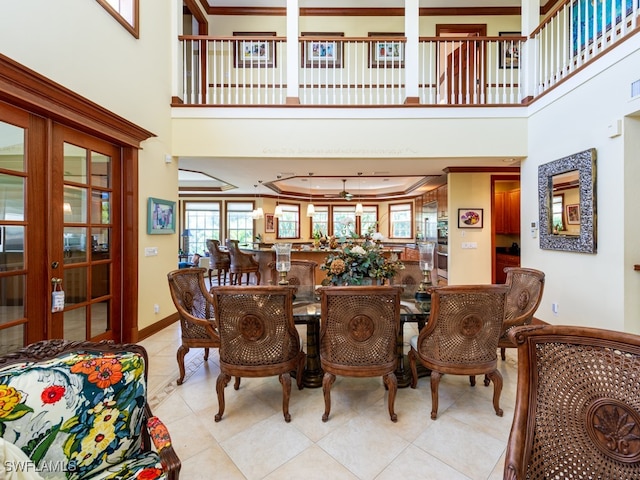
320 230 404 285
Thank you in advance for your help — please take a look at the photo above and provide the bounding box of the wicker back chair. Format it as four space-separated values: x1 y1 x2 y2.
167 267 220 385
206 239 230 285
268 259 317 286
408 284 509 419
210 285 305 422
504 324 640 480
499 267 545 359
225 239 261 285
319 286 403 422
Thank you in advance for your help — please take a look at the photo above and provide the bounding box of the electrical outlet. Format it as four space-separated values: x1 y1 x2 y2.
154 304 160 314
552 302 559 315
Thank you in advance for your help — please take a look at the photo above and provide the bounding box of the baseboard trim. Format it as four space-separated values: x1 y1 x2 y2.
138 313 179 341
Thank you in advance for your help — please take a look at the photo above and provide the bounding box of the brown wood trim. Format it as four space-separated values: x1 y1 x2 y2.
207 6 286 16
204 6 527 16
301 8 405 16
137 313 179 342
445 166 520 173
404 96 420 105
184 0 208 34
121 146 139 343
421 7 521 16
635 265 640 271
0 53 155 147
286 97 301 105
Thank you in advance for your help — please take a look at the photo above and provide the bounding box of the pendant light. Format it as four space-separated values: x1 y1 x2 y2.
306 173 315 217
274 177 283 218
251 183 264 219
355 172 364 216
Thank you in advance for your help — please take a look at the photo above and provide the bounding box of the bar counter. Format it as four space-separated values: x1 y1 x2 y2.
240 246 404 285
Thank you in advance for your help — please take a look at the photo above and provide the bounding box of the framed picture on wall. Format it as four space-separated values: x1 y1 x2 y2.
458 208 484 229
147 197 176 234
498 32 521 69
233 32 277 68
368 32 405 68
566 204 580 224
301 32 344 68
265 213 275 233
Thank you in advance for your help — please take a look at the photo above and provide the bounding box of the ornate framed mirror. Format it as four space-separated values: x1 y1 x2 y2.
538 148 597 253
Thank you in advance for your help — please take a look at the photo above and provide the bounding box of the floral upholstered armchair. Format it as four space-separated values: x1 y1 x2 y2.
0 340 180 480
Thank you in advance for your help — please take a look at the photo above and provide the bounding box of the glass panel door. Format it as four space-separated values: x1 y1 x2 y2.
0 116 27 354
52 129 120 341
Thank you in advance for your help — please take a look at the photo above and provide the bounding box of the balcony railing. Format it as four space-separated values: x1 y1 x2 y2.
177 0 639 107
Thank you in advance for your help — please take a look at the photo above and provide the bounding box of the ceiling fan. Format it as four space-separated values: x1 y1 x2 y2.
338 179 354 201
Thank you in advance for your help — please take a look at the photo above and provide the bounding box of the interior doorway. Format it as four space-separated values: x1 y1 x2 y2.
491 175 521 283
436 24 487 105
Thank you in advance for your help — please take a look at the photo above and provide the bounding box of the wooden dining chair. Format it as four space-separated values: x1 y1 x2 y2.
268 259 317 286
206 239 230 285
504 324 640 479
225 239 261 285
167 267 221 385
210 285 305 422
319 285 403 422
409 284 509 419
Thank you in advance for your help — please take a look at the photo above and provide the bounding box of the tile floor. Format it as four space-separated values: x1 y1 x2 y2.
140 311 519 480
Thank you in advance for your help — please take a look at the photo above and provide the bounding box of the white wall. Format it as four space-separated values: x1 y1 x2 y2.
0 0 178 329
522 42 640 331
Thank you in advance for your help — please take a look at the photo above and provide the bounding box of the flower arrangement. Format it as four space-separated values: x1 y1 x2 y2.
320 231 404 286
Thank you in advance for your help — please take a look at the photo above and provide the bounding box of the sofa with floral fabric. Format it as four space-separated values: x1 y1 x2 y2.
0 340 180 480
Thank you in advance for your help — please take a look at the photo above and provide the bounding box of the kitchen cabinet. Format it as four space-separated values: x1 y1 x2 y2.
495 253 520 283
436 184 448 219
495 189 520 234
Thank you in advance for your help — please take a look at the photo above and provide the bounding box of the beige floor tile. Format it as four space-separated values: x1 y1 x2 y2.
376 444 473 480
143 320 521 480
317 416 410 479
263 445 359 480
220 414 313 480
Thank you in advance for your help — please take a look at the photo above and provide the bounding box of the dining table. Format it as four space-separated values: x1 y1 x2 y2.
291 284 431 388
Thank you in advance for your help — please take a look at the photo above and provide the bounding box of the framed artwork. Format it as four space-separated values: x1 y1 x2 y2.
147 197 176 234
458 208 484 229
571 0 634 53
233 32 277 68
368 32 405 68
301 32 344 68
499 32 520 69
265 213 275 233
566 204 580 224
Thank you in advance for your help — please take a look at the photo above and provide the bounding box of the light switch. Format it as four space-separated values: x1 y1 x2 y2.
144 247 158 256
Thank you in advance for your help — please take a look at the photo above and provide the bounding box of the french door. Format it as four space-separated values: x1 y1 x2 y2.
0 102 122 353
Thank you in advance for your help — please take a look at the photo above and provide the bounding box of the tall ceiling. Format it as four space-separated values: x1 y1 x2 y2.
180 0 537 199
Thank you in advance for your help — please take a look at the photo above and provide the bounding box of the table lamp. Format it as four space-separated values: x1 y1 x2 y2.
416 241 435 300
274 243 292 285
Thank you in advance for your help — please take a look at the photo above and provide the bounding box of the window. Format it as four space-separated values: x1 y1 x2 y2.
97 0 139 38
184 202 221 255
360 206 378 235
226 202 254 244
389 203 412 238
310 205 329 238
552 194 564 231
332 206 357 238
277 204 300 239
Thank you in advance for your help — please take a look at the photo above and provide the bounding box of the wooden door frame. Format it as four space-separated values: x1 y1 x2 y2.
0 53 154 344
491 174 520 283
435 24 487 105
